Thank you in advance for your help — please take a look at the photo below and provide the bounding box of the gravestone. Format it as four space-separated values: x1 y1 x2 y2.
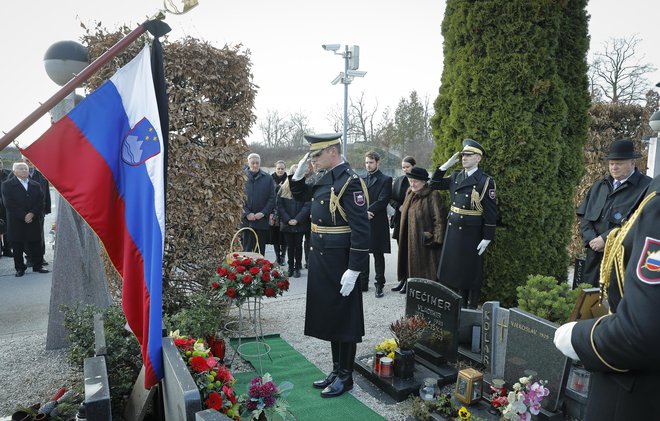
196 409 234 420
481 302 509 387
572 258 585 289
162 337 203 420
405 278 462 366
503 309 569 412
84 356 112 420
458 308 482 362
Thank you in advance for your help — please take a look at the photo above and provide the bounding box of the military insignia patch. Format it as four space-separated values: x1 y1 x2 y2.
489 189 496 200
637 236 660 285
354 191 366 206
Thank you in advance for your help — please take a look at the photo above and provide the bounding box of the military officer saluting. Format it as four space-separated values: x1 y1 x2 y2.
289 133 370 398
430 139 497 308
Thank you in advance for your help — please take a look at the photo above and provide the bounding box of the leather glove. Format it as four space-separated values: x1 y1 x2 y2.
476 239 491 255
339 269 360 296
553 322 579 360
292 152 310 181
440 152 461 171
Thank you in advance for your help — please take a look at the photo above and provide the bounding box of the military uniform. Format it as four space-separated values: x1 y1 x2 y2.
569 175 660 420
577 169 651 287
290 162 370 342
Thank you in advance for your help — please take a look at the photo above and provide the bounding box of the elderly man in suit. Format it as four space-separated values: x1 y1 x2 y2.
1 162 49 277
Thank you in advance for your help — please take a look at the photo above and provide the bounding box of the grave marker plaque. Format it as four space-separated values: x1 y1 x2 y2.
504 308 569 412
405 278 461 364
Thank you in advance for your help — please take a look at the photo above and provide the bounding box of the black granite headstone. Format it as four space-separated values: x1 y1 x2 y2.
405 279 461 364
458 308 482 362
503 309 569 412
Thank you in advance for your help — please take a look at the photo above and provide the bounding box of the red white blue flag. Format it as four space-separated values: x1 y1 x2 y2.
22 46 166 388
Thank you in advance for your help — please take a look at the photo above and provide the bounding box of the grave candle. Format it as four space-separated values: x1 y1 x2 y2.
379 357 393 378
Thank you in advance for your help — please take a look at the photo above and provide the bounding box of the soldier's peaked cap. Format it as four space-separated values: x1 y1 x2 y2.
461 138 485 156
304 133 342 151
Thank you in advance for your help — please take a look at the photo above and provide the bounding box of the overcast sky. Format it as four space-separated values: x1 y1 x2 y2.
1 0 659 148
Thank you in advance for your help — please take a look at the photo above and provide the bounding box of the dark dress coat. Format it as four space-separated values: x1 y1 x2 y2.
0 168 12 234
241 168 276 231
430 167 496 290
397 184 446 282
571 175 660 421
1 177 44 242
276 194 311 233
364 169 392 254
577 169 651 286
290 162 370 343
29 168 51 215
389 175 410 241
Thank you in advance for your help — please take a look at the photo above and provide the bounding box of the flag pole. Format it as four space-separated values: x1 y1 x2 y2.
0 20 152 151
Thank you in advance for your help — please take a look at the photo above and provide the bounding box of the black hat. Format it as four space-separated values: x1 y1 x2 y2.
304 133 342 152
461 138 485 156
406 167 429 181
604 139 641 160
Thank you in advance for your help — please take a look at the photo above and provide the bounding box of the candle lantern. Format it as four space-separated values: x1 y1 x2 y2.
454 368 483 405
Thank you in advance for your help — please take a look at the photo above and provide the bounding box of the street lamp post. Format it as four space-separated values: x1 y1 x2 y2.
647 81 660 178
322 44 367 159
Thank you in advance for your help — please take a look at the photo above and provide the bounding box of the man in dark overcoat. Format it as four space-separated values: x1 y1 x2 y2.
357 151 392 297
0 160 13 257
241 153 276 255
577 139 651 287
24 158 51 266
1 162 49 276
430 139 496 308
555 173 660 421
290 133 370 398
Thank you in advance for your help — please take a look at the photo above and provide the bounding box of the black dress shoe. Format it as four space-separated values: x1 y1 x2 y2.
375 285 384 298
312 371 338 389
400 287 407 294
321 370 353 398
287 269 294 277
15 270 25 277
293 269 301 278
33 268 50 274
391 280 406 291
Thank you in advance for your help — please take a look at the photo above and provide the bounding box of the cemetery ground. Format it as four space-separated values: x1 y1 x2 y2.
0 194 557 420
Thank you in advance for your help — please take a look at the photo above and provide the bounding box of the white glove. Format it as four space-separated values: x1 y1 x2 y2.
292 152 310 181
339 269 361 296
476 239 491 255
554 322 579 360
440 152 461 171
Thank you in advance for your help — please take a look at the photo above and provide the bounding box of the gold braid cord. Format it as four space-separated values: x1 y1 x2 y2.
600 191 658 302
329 175 369 225
470 176 491 212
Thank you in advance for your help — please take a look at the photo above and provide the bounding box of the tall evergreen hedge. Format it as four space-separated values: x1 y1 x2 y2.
431 1 590 306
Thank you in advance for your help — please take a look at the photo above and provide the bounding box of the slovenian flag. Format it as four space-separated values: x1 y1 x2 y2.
22 45 166 388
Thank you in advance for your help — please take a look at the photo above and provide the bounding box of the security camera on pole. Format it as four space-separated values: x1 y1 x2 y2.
322 44 367 160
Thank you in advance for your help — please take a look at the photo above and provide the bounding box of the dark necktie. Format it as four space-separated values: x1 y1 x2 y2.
613 180 621 190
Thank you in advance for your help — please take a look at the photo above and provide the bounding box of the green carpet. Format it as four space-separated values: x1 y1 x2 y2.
230 335 385 421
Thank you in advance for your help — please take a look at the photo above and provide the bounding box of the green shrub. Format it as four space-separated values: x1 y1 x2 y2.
517 275 591 324
62 304 142 419
164 291 227 339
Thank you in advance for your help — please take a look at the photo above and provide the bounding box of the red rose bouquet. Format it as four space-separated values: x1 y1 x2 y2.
209 254 290 304
171 330 240 419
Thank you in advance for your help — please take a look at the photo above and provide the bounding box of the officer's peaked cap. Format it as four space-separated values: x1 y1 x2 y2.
304 133 342 151
461 139 485 156
604 139 641 160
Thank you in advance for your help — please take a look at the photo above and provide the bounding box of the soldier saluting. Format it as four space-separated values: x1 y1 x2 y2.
430 139 497 308
289 133 370 398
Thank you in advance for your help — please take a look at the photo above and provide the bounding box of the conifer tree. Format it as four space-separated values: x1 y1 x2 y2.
431 0 590 305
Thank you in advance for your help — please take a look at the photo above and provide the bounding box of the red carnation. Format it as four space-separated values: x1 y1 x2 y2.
228 273 237 281
218 267 228 276
265 287 276 297
249 266 260 275
190 356 209 373
236 265 246 273
215 266 223 274
216 365 234 383
242 258 251 266
272 270 280 278
211 282 219 289
262 264 272 272
242 275 252 284
283 280 290 291
226 287 237 298
261 272 271 282
205 391 223 411
222 385 237 404
276 281 285 289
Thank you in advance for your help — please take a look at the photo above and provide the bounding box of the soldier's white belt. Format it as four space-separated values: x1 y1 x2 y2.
311 223 352 234
450 206 483 216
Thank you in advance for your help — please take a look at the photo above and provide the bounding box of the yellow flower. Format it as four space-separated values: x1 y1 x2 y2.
458 406 471 420
387 351 395 359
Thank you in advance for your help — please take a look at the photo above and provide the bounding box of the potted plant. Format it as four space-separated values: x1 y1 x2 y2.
240 373 293 420
389 315 428 379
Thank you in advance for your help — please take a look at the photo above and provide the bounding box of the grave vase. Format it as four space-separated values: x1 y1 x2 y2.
393 348 415 379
